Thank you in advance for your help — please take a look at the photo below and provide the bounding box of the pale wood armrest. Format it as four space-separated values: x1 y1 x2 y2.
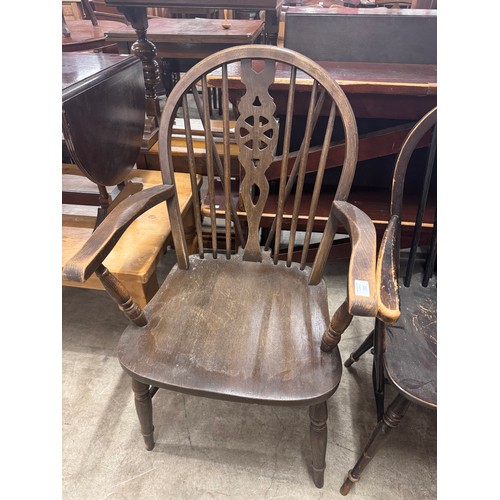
331 201 377 317
63 184 176 283
376 215 400 323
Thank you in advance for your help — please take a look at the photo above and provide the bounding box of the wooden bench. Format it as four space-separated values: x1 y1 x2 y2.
62 165 201 307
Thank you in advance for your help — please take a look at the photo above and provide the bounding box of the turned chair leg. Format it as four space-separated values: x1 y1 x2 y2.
340 394 410 496
132 378 155 451
309 401 328 488
344 329 374 367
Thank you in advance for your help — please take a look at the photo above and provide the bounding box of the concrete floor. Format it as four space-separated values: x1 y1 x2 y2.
62 252 436 500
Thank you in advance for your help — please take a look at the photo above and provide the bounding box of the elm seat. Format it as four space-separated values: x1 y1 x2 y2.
118 254 342 405
385 277 437 408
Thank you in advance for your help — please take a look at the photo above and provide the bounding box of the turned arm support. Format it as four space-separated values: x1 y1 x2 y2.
320 200 377 351
376 215 400 323
63 184 176 283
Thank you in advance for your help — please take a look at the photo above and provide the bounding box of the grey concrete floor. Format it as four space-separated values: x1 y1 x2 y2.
62 252 436 500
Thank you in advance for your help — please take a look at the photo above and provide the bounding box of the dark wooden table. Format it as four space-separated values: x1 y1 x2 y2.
62 53 145 208
106 17 264 60
206 58 437 250
106 15 265 148
62 52 202 305
103 0 283 148
207 59 437 120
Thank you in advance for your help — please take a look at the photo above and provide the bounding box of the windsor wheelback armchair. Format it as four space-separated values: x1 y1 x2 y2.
340 107 437 495
63 45 379 488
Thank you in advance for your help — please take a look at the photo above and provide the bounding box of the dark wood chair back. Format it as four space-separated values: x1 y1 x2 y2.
390 106 436 287
159 44 361 284
284 8 437 64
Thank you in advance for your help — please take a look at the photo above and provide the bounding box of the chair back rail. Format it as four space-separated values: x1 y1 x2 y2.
389 107 436 286
158 45 358 284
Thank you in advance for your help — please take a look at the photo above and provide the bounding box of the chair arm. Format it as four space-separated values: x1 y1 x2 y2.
63 184 176 283
331 201 377 317
376 215 400 323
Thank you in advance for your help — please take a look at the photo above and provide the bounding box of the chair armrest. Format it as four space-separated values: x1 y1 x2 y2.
331 201 377 317
63 184 176 283
376 215 400 323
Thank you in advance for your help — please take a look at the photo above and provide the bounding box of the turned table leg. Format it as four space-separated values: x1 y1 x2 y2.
118 6 161 147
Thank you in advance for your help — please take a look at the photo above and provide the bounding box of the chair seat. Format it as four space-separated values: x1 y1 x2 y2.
384 277 437 408
118 253 342 405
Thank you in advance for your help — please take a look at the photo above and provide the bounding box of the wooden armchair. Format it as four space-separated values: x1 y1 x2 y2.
339 107 437 495
63 45 379 488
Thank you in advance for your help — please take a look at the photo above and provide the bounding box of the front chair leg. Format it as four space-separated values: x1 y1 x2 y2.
132 378 155 451
309 401 328 488
340 394 410 496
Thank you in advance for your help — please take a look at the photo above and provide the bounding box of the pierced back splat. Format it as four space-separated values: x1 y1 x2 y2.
235 59 279 262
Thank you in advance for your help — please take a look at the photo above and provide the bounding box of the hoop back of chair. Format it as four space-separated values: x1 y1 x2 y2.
390 106 437 287
158 45 359 284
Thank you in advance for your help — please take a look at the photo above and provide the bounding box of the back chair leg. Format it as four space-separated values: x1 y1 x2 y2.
132 378 155 451
309 401 328 488
340 394 410 496
372 319 385 421
344 329 374 367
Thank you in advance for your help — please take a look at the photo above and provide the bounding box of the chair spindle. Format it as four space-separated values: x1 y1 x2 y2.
222 64 232 258
182 93 205 258
272 65 297 264
201 75 218 257
300 100 337 269
404 124 437 287
287 80 319 267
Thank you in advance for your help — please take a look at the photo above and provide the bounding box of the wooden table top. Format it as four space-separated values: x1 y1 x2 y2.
106 17 265 43
207 60 437 96
105 0 283 9
62 19 126 47
62 167 201 293
62 52 138 95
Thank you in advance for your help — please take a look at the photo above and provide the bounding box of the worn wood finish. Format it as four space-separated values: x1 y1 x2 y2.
119 253 343 405
375 215 400 323
341 108 437 495
384 279 436 407
61 45 378 488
